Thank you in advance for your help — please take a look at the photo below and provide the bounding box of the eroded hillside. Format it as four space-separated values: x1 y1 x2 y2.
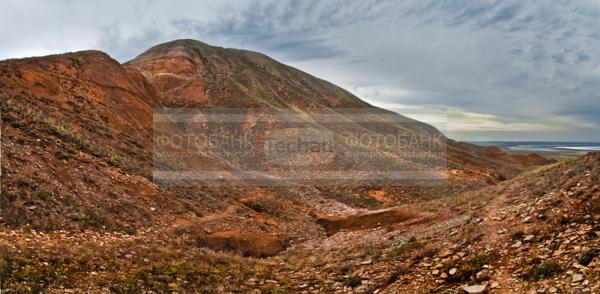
0 40 575 293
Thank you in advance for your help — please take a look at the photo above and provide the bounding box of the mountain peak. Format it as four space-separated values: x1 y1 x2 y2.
125 39 371 108
147 39 214 51
129 39 221 62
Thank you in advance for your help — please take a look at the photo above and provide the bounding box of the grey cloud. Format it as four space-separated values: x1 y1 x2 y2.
264 38 345 61
575 51 591 63
1 0 600 141
168 0 396 61
477 2 522 28
171 19 344 61
552 53 567 64
97 25 170 61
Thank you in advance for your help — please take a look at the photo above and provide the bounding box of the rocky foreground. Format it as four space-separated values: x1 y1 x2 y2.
251 152 600 294
1 153 598 293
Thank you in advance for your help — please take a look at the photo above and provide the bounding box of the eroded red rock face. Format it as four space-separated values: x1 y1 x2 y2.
126 46 209 106
0 50 158 156
315 208 430 236
0 51 172 232
196 230 288 258
479 145 556 166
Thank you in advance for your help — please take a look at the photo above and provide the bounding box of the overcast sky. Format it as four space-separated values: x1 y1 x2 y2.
2 0 600 141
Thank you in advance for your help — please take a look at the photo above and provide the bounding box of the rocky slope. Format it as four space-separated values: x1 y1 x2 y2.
381 151 600 293
0 39 567 293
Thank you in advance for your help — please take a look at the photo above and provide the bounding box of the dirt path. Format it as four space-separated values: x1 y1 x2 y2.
479 188 514 293
480 191 508 243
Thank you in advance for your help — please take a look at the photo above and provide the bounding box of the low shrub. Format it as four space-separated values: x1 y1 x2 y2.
521 258 562 280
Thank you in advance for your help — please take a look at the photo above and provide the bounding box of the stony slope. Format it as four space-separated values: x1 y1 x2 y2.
377 151 600 293
227 152 599 293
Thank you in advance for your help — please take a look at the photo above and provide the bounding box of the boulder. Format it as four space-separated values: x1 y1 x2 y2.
461 284 487 293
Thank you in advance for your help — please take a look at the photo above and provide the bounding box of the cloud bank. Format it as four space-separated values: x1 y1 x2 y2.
1 0 599 141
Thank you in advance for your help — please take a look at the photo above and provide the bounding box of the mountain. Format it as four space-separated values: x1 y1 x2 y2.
0 39 566 293
126 39 370 108
127 39 548 182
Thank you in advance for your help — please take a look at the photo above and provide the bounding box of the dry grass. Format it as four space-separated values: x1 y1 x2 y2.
442 252 497 284
520 258 562 280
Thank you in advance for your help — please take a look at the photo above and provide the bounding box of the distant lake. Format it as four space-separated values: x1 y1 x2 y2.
468 141 600 152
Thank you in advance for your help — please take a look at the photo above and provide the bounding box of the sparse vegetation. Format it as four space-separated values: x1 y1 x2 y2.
344 275 362 288
521 259 562 280
81 207 109 228
510 230 525 240
388 239 425 259
339 264 350 275
241 198 290 220
363 249 382 260
34 187 53 200
443 252 497 283
54 149 72 160
579 248 599 266
2 97 150 178
413 248 437 262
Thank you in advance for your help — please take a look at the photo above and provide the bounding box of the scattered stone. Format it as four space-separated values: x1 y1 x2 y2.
439 249 453 258
572 273 584 283
461 284 487 293
449 268 457 275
